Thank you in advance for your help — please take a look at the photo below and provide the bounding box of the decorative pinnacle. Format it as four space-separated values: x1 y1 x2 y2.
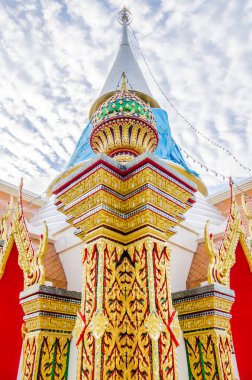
118 7 132 25
120 72 128 91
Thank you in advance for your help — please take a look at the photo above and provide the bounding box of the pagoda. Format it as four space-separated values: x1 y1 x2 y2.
48 8 203 380
0 7 251 380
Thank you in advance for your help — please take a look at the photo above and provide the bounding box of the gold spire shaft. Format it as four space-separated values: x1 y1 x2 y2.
121 72 128 91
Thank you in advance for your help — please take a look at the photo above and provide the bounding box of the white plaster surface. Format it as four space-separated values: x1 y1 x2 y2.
170 225 198 252
68 339 78 380
232 352 240 379
59 245 83 292
177 332 189 379
53 225 81 253
170 245 194 293
16 343 23 380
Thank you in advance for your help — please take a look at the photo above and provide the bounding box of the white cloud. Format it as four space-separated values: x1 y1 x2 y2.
0 0 251 196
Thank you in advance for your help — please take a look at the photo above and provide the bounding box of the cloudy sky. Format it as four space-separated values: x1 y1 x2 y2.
0 0 251 196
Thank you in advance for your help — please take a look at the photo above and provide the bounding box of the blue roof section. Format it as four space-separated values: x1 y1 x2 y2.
66 108 199 177
152 108 199 177
66 119 94 168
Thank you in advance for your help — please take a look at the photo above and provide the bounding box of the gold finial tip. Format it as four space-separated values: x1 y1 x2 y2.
120 72 128 91
118 7 132 25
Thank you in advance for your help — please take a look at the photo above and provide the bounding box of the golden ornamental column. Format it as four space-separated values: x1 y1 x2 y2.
51 152 198 379
20 284 81 379
173 284 235 380
74 238 181 380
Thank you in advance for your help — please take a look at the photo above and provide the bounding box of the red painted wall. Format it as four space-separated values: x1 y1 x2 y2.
0 243 24 379
230 242 252 380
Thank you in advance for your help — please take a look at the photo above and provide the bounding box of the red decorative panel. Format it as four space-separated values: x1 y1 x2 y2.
231 242 252 380
0 242 23 379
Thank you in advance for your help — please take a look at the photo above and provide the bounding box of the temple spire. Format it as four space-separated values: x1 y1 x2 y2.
121 20 130 46
100 7 151 96
118 7 131 46
89 7 159 118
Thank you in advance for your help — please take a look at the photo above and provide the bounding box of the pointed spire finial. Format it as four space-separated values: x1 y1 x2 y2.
118 7 132 25
120 72 128 91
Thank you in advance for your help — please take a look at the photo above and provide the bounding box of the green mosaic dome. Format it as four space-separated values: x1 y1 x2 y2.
92 89 156 129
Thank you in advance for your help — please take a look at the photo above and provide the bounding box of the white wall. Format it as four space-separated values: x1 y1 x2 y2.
59 245 83 292
170 245 194 293
170 225 199 254
232 352 240 379
16 344 23 380
53 225 83 292
169 225 197 293
68 339 78 379
176 332 189 380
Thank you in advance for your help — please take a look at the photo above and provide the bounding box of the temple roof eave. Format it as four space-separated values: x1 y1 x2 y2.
162 159 208 197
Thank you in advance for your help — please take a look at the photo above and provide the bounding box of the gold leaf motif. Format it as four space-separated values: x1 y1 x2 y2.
145 311 164 340
89 310 108 339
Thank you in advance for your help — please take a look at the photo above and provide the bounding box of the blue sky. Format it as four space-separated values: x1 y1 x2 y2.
0 0 251 195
